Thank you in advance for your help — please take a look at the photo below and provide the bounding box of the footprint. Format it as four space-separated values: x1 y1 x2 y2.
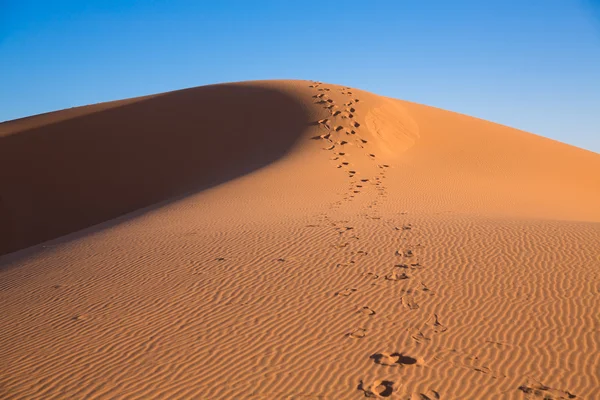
324 145 335 150
358 306 376 316
395 263 413 270
408 389 441 400
347 328 367 339
518 384 576 399
411 329 431 343
311 132 331 140
426 314 447 333
335 288 357 297
353 121 361 128
401 295 419 310
363 272 379 280
385 272 410 281
371 352 420 367
358 380 395 398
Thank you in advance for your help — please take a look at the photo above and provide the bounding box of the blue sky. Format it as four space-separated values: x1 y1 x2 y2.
2 0 599 153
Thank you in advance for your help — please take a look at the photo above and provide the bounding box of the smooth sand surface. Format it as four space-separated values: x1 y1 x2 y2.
1 80 599 399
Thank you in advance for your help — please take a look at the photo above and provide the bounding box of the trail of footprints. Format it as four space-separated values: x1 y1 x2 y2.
307 81 442 398
307 82 572 398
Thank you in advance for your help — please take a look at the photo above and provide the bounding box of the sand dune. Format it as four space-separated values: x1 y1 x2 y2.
1 80 598 399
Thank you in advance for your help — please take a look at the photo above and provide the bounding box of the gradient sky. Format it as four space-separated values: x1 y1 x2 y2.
2 0 599 153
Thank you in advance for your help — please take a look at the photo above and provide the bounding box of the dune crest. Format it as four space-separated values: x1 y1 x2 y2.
0 80 598 399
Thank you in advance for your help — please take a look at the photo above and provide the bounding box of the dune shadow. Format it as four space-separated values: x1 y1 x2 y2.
0 83 310 257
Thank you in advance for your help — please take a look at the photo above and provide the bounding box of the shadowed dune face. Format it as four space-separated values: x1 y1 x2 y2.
0 83 310 255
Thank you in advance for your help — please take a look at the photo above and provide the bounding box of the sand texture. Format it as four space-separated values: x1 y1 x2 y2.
1 80 599 399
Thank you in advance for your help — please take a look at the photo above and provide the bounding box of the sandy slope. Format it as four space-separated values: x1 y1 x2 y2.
1 80 599 399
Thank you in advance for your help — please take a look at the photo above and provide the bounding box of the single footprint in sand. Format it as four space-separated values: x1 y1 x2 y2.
363 272 379 280
353 121 361 128
401 295 419 310
359 306 376 316
396 249 414 258
518 384 576 399
311 132 331 140
408 389 441 400
335 288 357 297
371 352 420 367
411 329 431 343
385 272 410 281
426 314 447 333
358 380 395 398
324 145 335 150
347 328 367 339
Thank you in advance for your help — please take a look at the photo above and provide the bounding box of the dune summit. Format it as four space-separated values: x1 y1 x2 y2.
1 80 599 399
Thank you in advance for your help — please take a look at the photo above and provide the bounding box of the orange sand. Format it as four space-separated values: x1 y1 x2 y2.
1 80 598 399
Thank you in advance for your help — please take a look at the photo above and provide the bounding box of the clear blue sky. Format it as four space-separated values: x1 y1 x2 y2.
2 0 599 153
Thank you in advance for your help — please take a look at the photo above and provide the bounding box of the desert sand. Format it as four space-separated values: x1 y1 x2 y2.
0 80 598 399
